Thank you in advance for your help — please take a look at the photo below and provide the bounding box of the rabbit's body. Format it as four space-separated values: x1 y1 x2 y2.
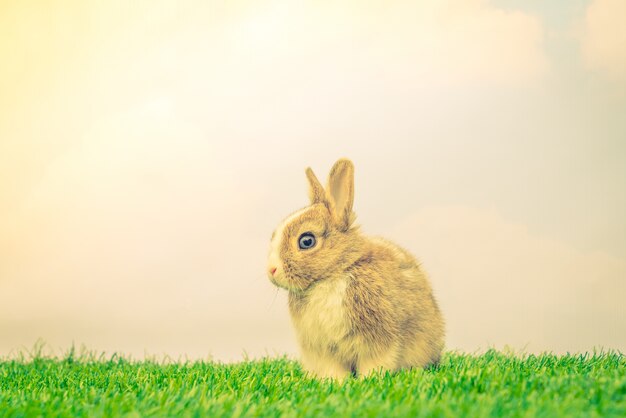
268 159 444 379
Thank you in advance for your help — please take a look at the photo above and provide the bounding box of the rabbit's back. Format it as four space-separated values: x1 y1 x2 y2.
344 236 445 368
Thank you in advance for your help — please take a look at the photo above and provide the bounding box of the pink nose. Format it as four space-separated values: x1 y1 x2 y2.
269 267 277 276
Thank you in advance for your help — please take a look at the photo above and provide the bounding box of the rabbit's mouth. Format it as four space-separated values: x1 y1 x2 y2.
269 275 286 289
269 274 308 294
269 273 290 290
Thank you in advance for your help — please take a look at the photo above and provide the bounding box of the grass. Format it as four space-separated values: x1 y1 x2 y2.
0 349 624 417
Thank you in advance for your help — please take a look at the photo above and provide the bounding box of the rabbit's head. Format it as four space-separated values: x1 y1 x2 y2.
267 159 361 293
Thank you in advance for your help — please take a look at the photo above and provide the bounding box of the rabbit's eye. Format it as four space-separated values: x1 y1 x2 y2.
298 233 316 250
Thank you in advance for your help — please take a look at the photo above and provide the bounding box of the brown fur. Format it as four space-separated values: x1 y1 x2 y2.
267 159 445 379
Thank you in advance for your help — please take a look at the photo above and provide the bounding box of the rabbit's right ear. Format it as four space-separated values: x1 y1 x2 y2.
327 159 355 231
306 167 327 205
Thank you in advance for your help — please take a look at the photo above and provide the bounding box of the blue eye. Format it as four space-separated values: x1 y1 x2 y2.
298 233 316 250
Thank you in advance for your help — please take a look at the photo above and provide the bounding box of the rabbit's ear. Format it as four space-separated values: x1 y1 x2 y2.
306 167 326 205
327 158 355 231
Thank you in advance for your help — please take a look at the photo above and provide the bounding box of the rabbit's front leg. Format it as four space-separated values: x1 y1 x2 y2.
356 344 400 377
300 348 351 380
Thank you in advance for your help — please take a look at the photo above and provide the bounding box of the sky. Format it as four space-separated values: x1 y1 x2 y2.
1 0 625 361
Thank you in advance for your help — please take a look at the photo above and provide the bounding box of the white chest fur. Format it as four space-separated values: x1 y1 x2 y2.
292 277 349 349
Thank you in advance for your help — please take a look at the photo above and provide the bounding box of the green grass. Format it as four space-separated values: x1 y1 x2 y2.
0 349 624 417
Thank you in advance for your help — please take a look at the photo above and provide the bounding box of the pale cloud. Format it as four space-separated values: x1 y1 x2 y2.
580 0 626 81
390 206 626 353
217 0 548 87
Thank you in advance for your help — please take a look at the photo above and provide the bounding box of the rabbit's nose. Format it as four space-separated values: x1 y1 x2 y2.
269 267 277 276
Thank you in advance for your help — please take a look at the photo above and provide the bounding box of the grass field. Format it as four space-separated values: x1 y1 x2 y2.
0 349 624 417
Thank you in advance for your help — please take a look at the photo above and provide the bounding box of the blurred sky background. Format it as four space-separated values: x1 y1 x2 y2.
1 0 625 361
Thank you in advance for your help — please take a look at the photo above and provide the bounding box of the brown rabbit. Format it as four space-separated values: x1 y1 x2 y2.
267 158 444 379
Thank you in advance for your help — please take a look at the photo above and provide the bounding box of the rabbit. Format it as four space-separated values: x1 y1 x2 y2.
267 158 444 379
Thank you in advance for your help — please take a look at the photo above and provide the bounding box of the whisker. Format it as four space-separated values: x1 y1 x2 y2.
268 287 279 310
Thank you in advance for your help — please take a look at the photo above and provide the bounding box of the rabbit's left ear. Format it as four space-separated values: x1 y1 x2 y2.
327 158 355 231
306 167 326 205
